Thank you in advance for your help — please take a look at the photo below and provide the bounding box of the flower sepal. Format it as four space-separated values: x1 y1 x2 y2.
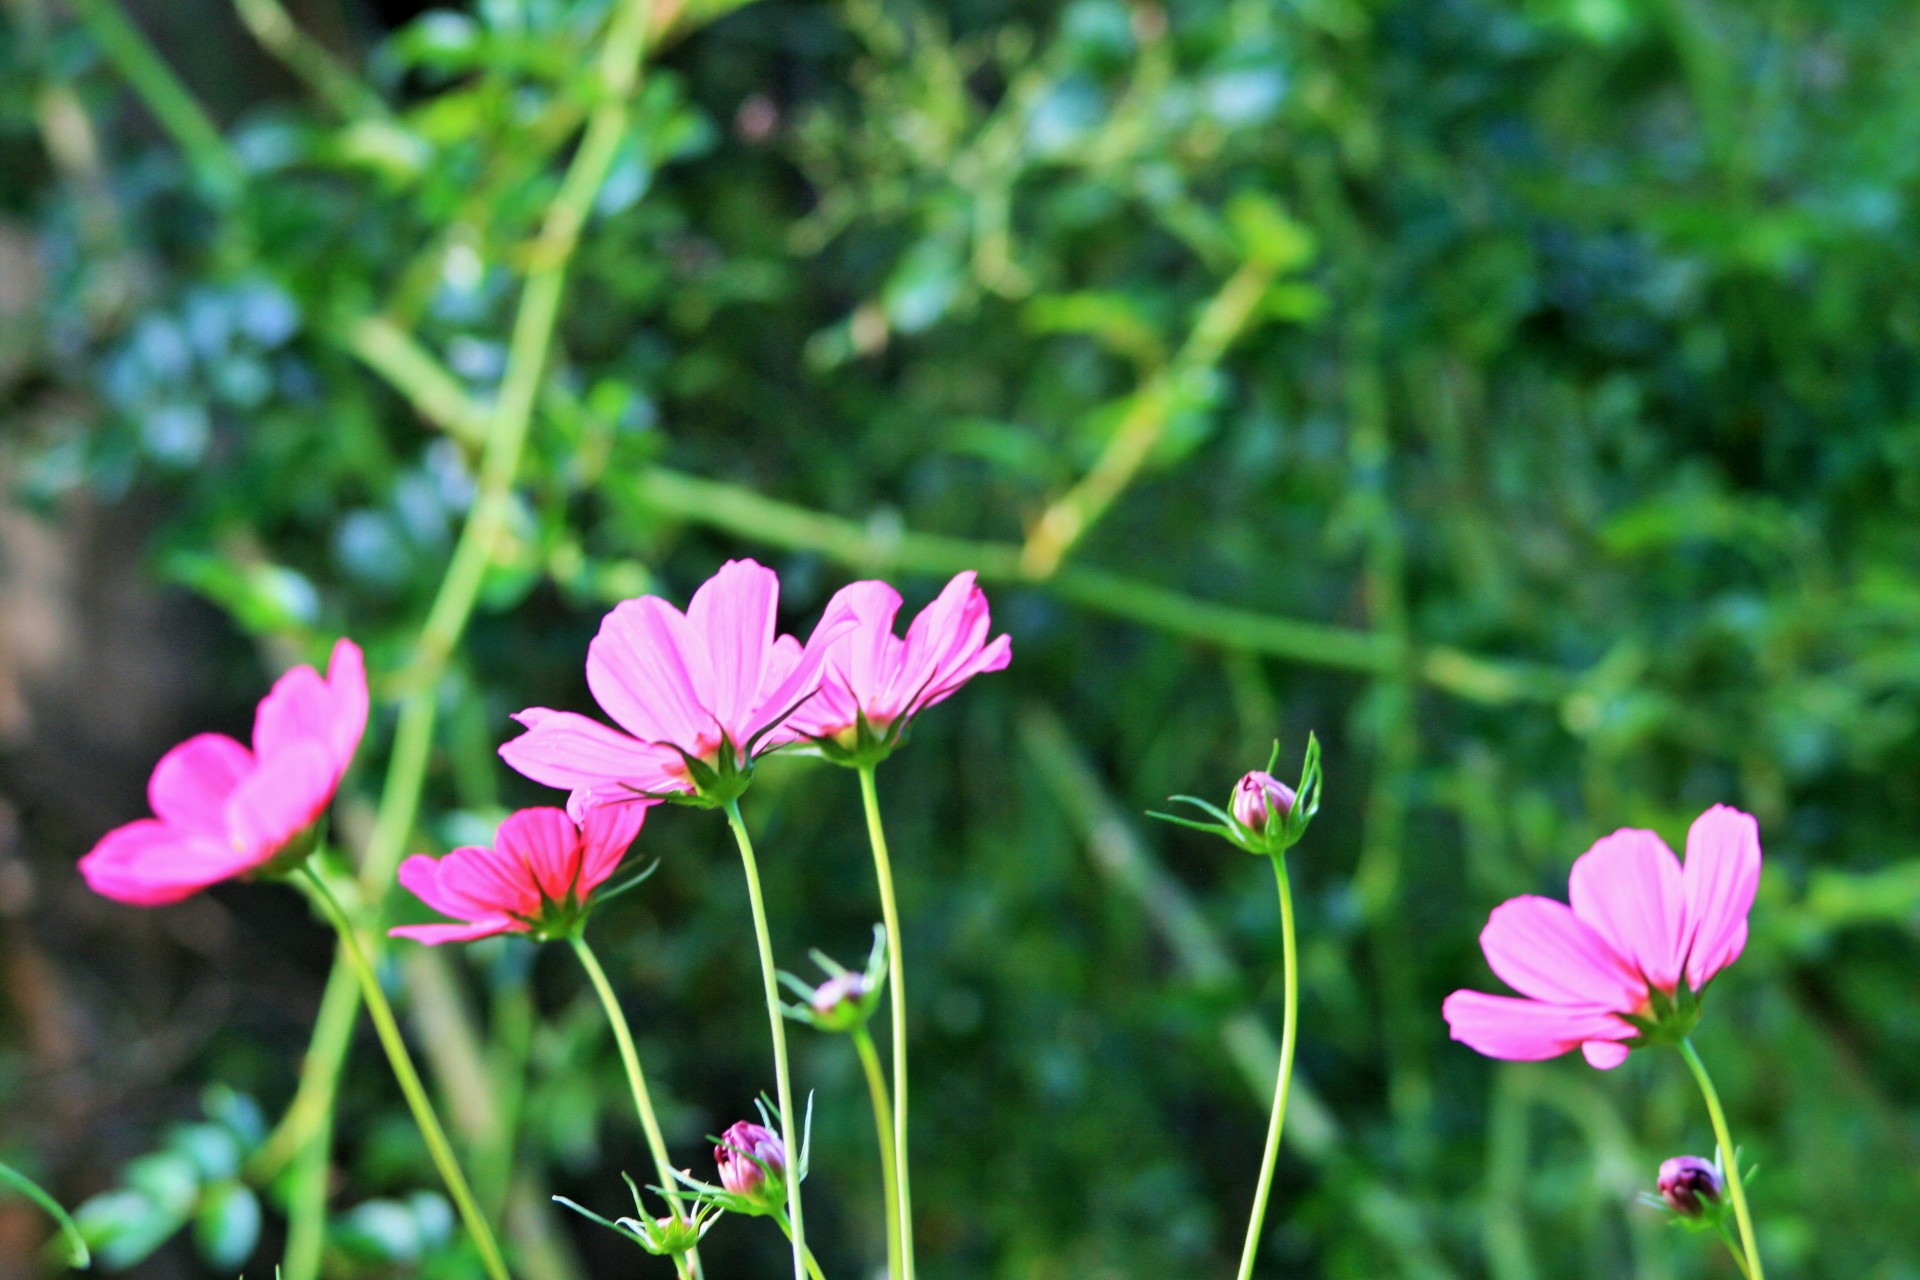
779 926 887 1034
1615 980 1705 1051
797 708 906 770
552 1173 720 1259
1150 734 1323 858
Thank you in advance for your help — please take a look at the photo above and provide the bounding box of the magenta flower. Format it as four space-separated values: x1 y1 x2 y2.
1231 770 1296 835
389 804 647 944
784 571 1010 761
500 559 855 809
715 1121 788 1206
1442 805 1762 1069
79 639 368 906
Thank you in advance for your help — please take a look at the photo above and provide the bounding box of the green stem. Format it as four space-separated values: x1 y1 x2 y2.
298 867 512 1280
1678 1039 1764 1280
1234 854 1300 1280
1717 1222 1755 1279
852 1026 904 1280
774 1210 830 1280
567 934 702 1280
723 801 809 1280
856 765 915 1279
277 949 345 1280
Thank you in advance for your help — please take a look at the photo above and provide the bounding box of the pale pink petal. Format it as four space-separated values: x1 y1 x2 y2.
912 631 1011 716
1568 828 1687 993
390 918 522 944
897 573 991 697
1681 805 1762 988
577 802 648 896
223 740 336 861
1582 1041 1632 1069
1479 896 1646 1010
148 734 254 835
79 819 263 906
823 580 904 706
686 559 780 742
747 594 860 749
1442 989 1634 1062
587 599 716 749
495 807 584 904
499 709 690 799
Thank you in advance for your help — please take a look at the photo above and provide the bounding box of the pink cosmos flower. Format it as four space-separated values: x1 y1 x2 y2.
389 804 647 944
79 639 368 906
783 571 1010 758
1442 804 1762 1070
500 559 854 809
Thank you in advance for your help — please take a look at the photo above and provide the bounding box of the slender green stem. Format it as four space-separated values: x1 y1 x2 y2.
852 1025 904 1280
0 1158 90 1267
856 765 915 1279
774 1211 830 1280
298 867 512 1280
568 934 703 1280
1717 1223 1755 1279
1678 1039 1764 1280
278 948 345 1280
723 801 809 1280
1234 854 1300 1280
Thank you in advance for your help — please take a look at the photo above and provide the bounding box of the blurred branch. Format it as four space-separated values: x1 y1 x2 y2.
1020 255 1279 578
68 0 243 201
229 0 385 120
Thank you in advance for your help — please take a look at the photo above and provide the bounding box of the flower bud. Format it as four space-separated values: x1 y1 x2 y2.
715 1121 787 1206
1232 770 1296 835
1657 1156 1724 1219
810 971 873 1019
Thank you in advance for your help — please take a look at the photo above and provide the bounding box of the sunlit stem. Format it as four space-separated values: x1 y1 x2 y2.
857 764 916 1279
852 1024 904 1280
568 933 702 1280
298 867 512 1280
1234 853 1299 1280
774 1209 831 1280
723 800 809 1280
1679 1038 1764 1280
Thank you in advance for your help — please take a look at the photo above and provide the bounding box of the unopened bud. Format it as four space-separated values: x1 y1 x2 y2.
1232 770 1296 835
715 1121 787 1207
1657 1156 1724 1219
810 971 873 1019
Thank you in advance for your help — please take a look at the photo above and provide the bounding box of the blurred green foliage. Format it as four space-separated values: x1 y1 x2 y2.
4 0 1920 1276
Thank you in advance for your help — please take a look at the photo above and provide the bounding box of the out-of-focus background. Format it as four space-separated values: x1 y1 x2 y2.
4 0 1919 1275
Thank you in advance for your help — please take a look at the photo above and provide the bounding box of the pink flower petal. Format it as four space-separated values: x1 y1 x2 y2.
223 740 335 862
79 819 263 906
748 592 860 748
254 637 366 780
686 559 780 742
396 853 479 922
1582 1041 1632 1070
389 918 521 944
495 807 584 904
577 802 648 896
1681 805 1762 989
588 598 716 750
148 733 254 836
322 638 370 768
499 709 690 799
1568 827 1687 993
1479 895 1646 1010
1442 989 1634 1062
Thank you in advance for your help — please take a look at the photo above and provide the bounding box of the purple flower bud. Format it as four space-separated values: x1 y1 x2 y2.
715 1121 787 1205
1232 770 1296 835
1658 1156 1724 1219
809 971 873 1019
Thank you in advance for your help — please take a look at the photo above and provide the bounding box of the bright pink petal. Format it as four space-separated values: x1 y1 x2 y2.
747 593 860 749
1582 1041 1632 1069
397 853 480 922
223 740 335 861
322 638 370 768
253 640 366 778
897 572 991 696
1442 989 1635 1062
685 559 780 743
495 807 584 904
587 599 716 750
499 708 691 801
1680 805 1762 988
148 734 254 835
913 630 1011 715
1479 896 1646 1010
78 819 263 906
577 803 648 896
1568 828 1687 993
824 580 905 706
390 918 522 944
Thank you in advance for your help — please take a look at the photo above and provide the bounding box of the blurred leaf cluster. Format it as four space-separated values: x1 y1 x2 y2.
4 0 1920 1276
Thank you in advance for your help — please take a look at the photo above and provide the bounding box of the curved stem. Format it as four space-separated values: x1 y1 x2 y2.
723 801 809 1280
298 867 512 1280
852 1026 904 1280
774 1210 831 1280
1717 1223 1755 1279
568 934 702 1280
856 765 915 1279
1234 854 1300 1280
1679 1038 1764 1280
